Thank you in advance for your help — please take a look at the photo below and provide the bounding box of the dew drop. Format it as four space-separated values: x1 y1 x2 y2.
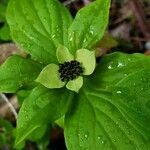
128 58 131 62
124 73 127 77
84 134 88 139
97 135 106 145
29 36 34 40
52 34 56 38
107 61 116 70
69 37 73 42
78 131 89 148
69 31 75 41
25 115 28 119
56 25 59 32
89 30 94 35
108 65 113 69
116 91 122 94
89 26 94 35
117 62 124 68
83 39 87 43
140 87 144 91
28 32 34 39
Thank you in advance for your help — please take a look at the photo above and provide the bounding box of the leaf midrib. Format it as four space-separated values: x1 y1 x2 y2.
83 90 146 148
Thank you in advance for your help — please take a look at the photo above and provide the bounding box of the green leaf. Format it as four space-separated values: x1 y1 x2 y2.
94 52 150 89
15 85 73 147
111 69 150 139
36 64 65 89
64 52 150 150
0 1 10 41
17 84 36 105
0 118 14 147
68 0 111 53
0 55 42 93
28 124 48 142
65 88 150 150
7 0 73 64
0 1 8 21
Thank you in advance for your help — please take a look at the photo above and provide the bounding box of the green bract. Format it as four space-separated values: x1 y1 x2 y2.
0 0 148 149
36 45 96 92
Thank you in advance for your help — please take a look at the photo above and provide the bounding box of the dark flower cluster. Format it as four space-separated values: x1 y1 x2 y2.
58 60 84 82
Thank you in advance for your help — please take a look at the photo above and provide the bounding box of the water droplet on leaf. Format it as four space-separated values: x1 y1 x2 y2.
124 74 127 77
97 135 106 145
52 34 56 38
117 62 124 68
116 91 122 94
84 134 88 139
69 37 73 42
108 65 113 69
83 39 87 43
89 30 94 35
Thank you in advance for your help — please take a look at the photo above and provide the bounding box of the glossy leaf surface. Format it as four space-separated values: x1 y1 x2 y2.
7 0 73 64
65 53 150 150
0 55 42 93
16 85 73 146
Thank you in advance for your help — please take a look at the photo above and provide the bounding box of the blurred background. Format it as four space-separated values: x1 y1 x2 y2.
0 0 150 149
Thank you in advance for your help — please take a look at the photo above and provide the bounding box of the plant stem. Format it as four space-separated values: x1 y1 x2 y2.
0 93 18 119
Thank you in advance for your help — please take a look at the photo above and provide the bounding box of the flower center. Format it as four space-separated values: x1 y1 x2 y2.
58 60 84 82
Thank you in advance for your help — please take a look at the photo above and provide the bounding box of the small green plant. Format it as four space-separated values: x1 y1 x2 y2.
0 0 11 41
0 118 15 149
0 0 150 149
